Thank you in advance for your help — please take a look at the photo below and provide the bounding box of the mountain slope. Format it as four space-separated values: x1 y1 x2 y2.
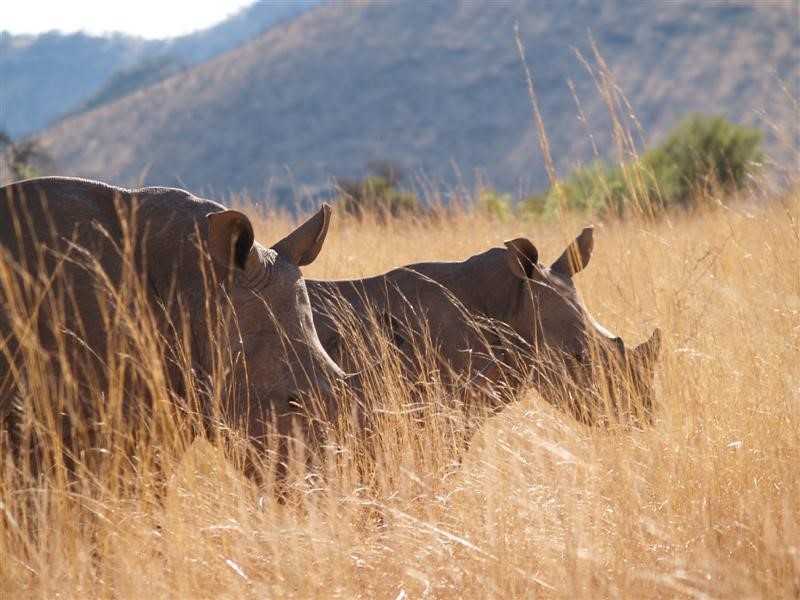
0 1 320 138
1 31 157 138
36 1 799 197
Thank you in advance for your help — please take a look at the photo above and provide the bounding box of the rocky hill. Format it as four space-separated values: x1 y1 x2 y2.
0 1 320 138
33 0 800 199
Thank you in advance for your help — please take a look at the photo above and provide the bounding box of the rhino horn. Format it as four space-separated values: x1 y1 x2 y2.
634 328 662 370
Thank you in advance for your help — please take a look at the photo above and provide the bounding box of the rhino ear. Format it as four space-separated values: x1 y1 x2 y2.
633 328 661 372
551 226 594 276
206 210 255 271
504 238 543 280
272 204 331 267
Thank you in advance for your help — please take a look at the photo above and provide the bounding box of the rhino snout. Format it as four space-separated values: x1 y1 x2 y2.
291 352 347 401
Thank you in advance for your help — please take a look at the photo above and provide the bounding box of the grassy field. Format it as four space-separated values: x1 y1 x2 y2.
1 183 798 598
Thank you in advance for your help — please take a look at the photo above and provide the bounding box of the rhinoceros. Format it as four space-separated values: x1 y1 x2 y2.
0 177 343 470
307 227 661 424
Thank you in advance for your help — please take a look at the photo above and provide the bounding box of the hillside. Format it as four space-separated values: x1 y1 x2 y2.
1 31 157 138
35 0 799 198
0 1 320 138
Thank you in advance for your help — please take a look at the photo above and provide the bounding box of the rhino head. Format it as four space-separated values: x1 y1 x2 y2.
504 228 661 424
204 204 344 444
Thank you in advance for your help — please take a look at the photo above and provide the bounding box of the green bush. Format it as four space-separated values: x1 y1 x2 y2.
336 173 419 220
519 192 548 216
477 187 513 219
537 114 764 217
1 129 58 183
645 114 764 207
539 162 626 216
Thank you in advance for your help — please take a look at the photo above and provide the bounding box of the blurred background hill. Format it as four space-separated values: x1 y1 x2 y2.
0 1 320 138
2 0 797 200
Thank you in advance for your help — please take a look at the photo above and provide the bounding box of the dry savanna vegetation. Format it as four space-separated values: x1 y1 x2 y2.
2 32 799 596
1 175 798 598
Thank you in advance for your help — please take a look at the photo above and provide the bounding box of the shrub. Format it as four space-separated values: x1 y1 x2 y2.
477 187 513 220
541 162 624 216
519 192 548 216
0 129 58 183
645 114 764 207
539 114 764 217
336 162 420 220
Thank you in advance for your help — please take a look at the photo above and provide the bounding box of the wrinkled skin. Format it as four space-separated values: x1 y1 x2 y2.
0 177 343 466
308 227 660 425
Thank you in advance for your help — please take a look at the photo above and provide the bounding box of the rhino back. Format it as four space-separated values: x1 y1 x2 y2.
1 176 222 290
306 247 521 378
392 248 515 316
0 177 223 405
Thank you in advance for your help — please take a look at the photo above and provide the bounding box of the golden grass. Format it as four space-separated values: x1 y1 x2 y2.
2 186 798 598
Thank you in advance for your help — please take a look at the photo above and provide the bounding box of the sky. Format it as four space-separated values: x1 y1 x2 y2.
3 0 255 39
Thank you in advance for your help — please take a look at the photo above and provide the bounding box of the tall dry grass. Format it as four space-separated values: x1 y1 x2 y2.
3 34 799 596
1 182 798 597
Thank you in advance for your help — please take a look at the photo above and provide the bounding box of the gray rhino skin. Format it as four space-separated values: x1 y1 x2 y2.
0 177 343 457
307 228 660 423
